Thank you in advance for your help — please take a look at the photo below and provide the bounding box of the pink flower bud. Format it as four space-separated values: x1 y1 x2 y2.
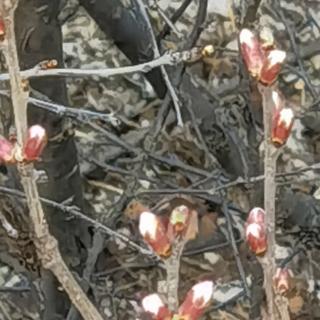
247 207 265 225
273 268 293 295
0 17 5 41
245 222 267 255
142 294 172 320
239 29 264 78
23 125 47 161
271 107 294 147
260 50 286 85
178 281 214 320
0 137 15 163
139 211 172 258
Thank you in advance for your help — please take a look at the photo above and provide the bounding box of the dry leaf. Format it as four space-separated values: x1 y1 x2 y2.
288 295 304 314
124 200 149 221
199 212 218 239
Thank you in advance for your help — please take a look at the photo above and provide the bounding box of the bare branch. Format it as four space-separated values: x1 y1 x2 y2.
0 3 103 319
258 84 290 319
0 49 203 82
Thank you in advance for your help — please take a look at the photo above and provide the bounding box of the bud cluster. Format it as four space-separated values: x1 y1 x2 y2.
141 281 214 320
245 207 267 255
0 125 47 164
240 28 295 148
239 28 286 86
138 205 197 259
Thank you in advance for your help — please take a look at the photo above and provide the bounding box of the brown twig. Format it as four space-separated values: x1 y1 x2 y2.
164 240 186 311
0 2 103 320
0 51 182 81
258 84 290 320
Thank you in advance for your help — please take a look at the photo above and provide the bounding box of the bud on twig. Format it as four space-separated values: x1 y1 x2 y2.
273 268 292 295
245 223 267 255
260 50 286 85
239 29 264 78
259 27 275 50
23 125 47 161
168 205 190 236
139 211 172 258
271 107 294 147
245 208 267 255
177 281 214 320
0 17 5 41
141 294 172 320
0 137 15 163
239 29 286 86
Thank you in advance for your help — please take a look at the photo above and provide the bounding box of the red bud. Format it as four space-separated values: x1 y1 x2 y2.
245 222 267 255
0 137 15 163
271 107 294 147
273 268 292 295
239 29 264 78
141 294 172 320
178 281 214 320
260 49 286 85
23 125 47 161
139 211 172 258
247 207 265 225
0 17 5 41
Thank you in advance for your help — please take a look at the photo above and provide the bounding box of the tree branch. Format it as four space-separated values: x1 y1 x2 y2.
0 49 200 82
0 2 103 319
258 84 290 320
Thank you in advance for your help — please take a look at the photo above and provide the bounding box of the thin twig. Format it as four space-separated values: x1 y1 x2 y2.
273 0 317 99
0 53 177 81
135 0 184 126
149 0 183 38
159 0 193 39
0 286 30 293
0 185 155 257
221 198 250 299
0 89 120 124
165 240 186 311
